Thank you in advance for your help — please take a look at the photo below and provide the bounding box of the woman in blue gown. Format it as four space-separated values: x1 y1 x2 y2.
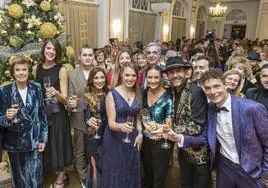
102 63 143 188
141 65 174 188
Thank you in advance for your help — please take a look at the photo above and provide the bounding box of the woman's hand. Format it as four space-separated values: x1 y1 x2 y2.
119 123 134 133
134 134 143 150
150 126 163 140
6 108 17 120
68 97 78 109
45 87 58 98
86 117 100 130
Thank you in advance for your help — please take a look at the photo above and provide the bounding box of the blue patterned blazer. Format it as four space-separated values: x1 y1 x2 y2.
0 81 48 152
184 96 268 183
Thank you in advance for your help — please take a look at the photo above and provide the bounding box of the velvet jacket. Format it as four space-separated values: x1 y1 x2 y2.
0 81 48 152
183 96 268 182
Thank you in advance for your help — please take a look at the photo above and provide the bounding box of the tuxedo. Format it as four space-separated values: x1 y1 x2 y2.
184 95 268 187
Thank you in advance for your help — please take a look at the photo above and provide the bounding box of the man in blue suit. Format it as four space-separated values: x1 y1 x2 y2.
168 68 268 188
0 55 48 188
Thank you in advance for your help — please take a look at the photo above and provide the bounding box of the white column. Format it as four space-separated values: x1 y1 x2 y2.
96 0 110 47
109 0 125 41
155 14 162 41
256 0 268 39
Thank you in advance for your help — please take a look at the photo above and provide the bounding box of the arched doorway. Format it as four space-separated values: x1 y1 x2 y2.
196 6 207 39
224 9 247 39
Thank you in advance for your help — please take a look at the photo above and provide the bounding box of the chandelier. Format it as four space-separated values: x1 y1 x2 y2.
150 0 172 14
209 0 227 19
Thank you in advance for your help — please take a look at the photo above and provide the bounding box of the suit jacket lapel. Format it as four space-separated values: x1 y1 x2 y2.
231 96 241 160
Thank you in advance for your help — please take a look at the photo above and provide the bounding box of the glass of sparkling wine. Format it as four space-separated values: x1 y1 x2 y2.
161 122 171 149
123 116 134 144
93 102 101 139
70 95 78 112
11 99 20 123
142 109 153 131
43 77 51 100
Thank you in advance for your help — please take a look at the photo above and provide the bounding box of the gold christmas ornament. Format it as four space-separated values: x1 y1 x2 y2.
8 4 23 19
63 63 74 72
26 30 34 36
38 38 43 42
40 1 51 12
53 15 59 20
39 22 57 38
0 30 8 36
65 46 75 57
10 36 23 47
14 23 21 29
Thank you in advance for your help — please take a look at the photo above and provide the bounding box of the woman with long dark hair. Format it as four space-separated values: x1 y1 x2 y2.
84 67 108 187
35 38 73 188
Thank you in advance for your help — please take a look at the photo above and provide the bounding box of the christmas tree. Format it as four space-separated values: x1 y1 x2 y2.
0 0 75 85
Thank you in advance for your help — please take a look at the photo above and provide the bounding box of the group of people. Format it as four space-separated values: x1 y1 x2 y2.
0 35 268 188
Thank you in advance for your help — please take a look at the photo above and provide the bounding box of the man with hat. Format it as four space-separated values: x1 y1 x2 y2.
163 56 210 188
247 51 262 85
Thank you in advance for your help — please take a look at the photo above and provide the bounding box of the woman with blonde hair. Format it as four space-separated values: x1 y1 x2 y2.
228 56 257 94
102 62 142 188
224 69 245 97
110 48 132 88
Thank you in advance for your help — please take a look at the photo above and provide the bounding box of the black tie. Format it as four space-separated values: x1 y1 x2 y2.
215 106 229 113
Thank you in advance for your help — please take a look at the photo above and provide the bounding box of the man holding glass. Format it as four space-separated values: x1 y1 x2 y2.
68 44 95 188
0 55 48 188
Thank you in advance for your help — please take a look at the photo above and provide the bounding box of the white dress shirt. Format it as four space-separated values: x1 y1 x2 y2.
18 87 28 105
216 94 240 164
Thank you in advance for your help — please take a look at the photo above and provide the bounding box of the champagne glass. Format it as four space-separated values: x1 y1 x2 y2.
70 95 78 112
93 102 101 139
122 116 134 144
11 99 20 123
43 77 51 101
161 122 171 149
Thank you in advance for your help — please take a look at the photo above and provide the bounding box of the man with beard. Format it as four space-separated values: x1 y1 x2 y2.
193 56 215 85
163 56 210 188
68 44 95 188
246 64 268 110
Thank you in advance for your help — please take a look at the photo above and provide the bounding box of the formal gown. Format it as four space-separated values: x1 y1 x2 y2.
35 64 73 172
101 89 141 188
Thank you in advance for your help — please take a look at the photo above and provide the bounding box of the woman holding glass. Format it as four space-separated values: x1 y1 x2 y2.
35 38 73 188
141 65 173 188
0 55 48 187
83 67 108 187
102 63 143 188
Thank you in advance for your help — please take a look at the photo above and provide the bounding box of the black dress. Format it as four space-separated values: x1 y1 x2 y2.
36 64 73 172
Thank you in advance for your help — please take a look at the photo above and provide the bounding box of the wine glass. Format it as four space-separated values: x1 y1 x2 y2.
69 95 78 112
161 122 171 149
43 77 51 101
93 102 101 139
122 116 134 144
11 99 20 123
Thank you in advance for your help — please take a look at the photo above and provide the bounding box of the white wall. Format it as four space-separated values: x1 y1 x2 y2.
219 0 260 39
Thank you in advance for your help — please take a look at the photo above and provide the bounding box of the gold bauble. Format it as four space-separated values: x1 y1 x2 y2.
53 15 59 20
0 30 8 36
26 30 34 36
38 38 43 42
65 46 75 57
14 23 21 29
39 22 57 38
40 1 51 12
8 4 23 19
10 36 23 47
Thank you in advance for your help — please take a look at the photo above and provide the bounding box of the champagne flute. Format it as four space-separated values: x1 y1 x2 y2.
11 99 20 123
70 95 78 112
43 77 51 101
93 102 101 139
122 116 134 144
161 122 171 149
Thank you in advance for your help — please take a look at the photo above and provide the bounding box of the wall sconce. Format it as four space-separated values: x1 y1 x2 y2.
112 19 121 38
162 24 169 41
190 24 195 39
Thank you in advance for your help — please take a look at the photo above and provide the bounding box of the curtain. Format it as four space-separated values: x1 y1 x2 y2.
129 10 157 45
171 17 186 44
58 1 98 57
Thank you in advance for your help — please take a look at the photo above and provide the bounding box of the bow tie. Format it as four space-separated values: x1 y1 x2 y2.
214 106 229 113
